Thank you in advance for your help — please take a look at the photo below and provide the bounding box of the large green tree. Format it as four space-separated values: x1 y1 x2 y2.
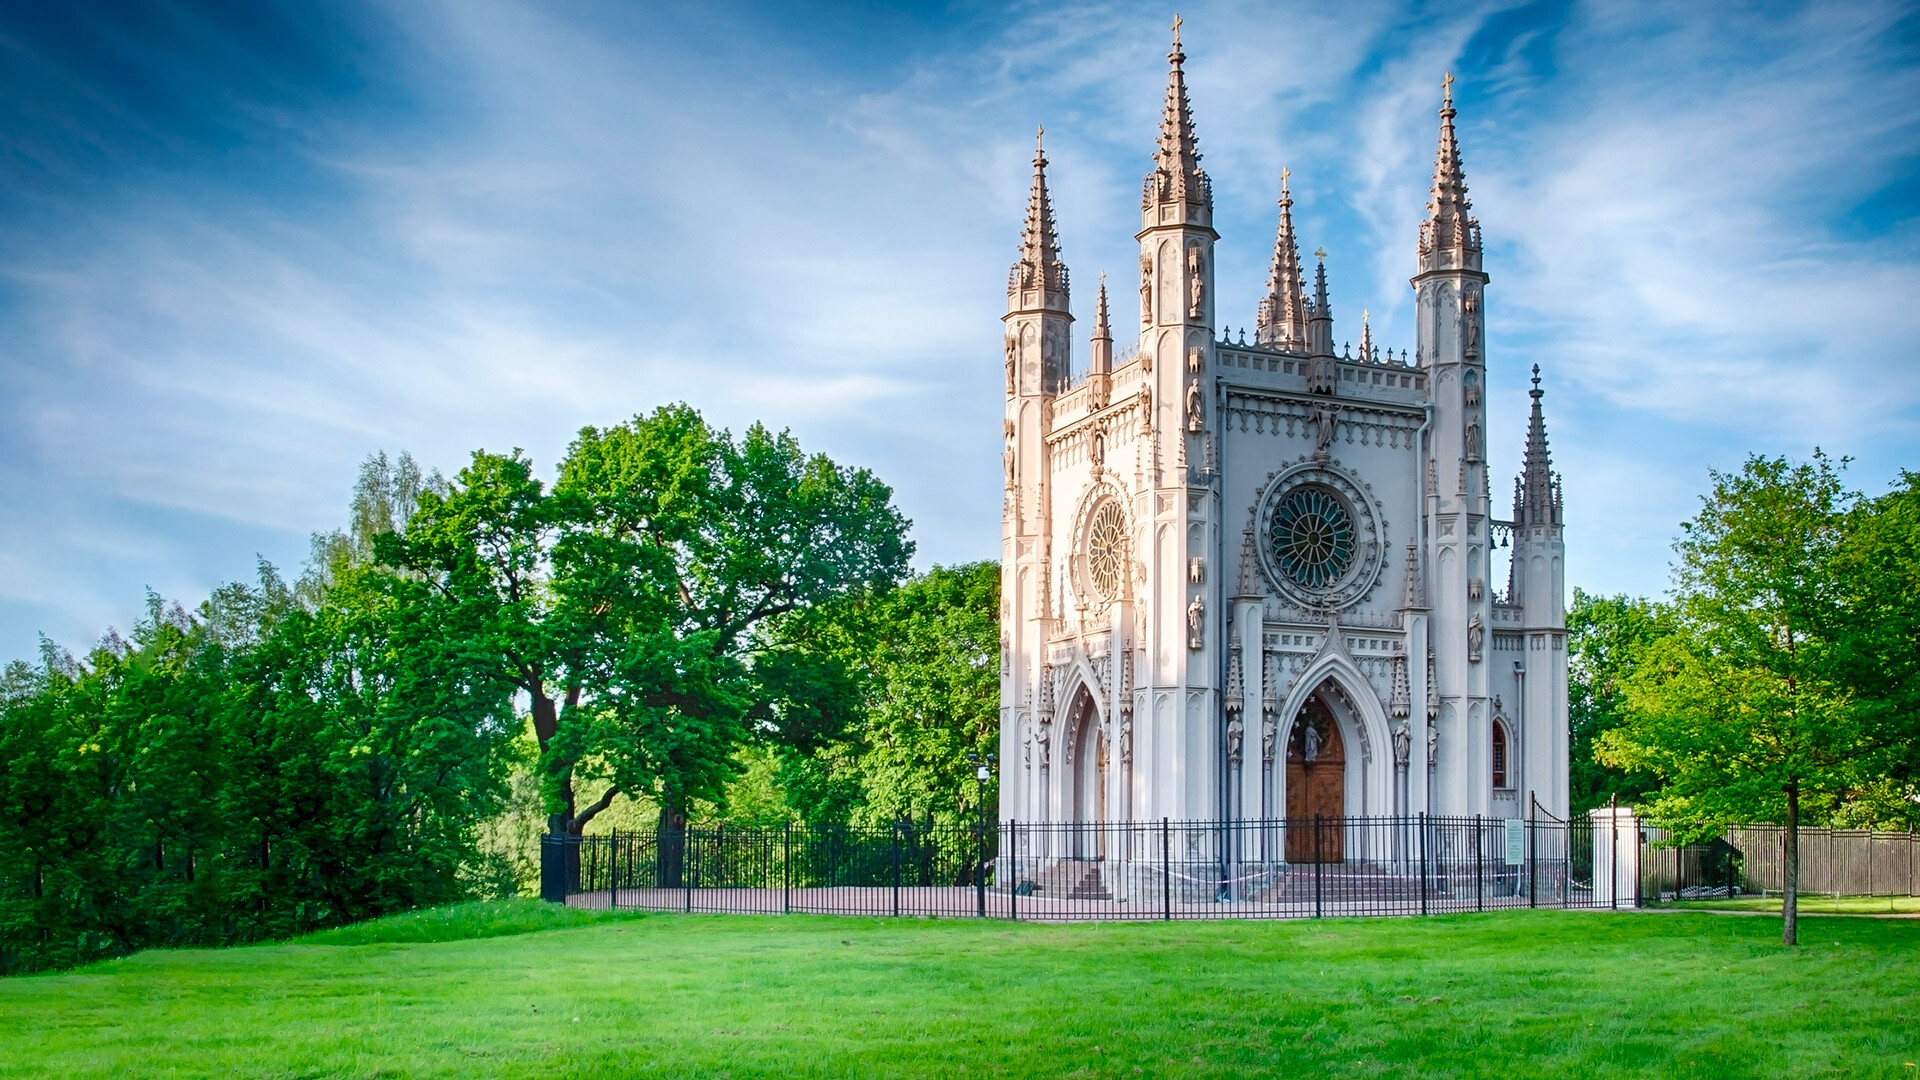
381 405 912 842
1596 453 1872 945
1566 589 1670 815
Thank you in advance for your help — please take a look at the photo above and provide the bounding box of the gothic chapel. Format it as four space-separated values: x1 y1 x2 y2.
998 25 1569 836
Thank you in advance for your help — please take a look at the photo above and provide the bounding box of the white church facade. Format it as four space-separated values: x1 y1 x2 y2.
997 26 1569 842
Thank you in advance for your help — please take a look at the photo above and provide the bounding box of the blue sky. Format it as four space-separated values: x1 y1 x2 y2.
2 0 1916 662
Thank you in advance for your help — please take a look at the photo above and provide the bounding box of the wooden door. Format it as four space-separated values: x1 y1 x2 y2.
1285 700 1346 863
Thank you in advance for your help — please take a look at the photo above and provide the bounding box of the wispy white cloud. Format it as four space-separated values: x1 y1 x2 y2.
0 0 1914 658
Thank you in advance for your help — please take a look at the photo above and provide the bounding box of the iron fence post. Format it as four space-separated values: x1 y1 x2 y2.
783 821 792 915
1313 815 1324 919
891 822 901 918
1528 801 1537 909
1477 815 1488 913
1010 820 1019 923
1418 813 1428 916
684 828 693 914
975 819 987 919
1608 794 1618 909
1725 824 1734 900
1162 818 1172 921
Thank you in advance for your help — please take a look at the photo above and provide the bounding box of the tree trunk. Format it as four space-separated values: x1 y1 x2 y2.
530 691 577 837
658 799 688 889
1783 782 1799 947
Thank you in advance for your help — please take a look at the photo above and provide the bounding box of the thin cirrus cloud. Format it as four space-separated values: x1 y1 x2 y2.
0 0 1914 663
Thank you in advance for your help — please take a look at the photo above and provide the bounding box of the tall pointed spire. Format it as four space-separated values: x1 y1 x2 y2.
1143 15 1210 215
1306 248 1336 392
1419 73 1482 274
1515 365 1559 527
1010 126 1070 311
1089 273 1113 407
1357 309 1374 364
1256 167 1306 349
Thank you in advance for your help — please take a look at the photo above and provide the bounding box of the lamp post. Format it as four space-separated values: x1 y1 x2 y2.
969 752 994 916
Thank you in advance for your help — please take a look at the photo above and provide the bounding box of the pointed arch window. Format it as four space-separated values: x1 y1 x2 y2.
1491 720 1510 790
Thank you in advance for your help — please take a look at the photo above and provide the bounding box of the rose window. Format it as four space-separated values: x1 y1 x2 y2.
1086 501 1128 602
1269 485 1356 592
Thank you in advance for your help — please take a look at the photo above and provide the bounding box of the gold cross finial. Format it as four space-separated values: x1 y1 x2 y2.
1363 308 1370 323
1281 165 1290 190
1036 124 1044 148
1442 71 1454 105
1172 13 1182 45
1314 247 1327 261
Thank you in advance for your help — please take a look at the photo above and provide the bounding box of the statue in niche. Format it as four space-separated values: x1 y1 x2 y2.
1186 379 1204 433
1467 613 1485 663
1003 422 1017 489
1462 291 1481 359
1187 245 1204 319
1465 416 1482 463
1036 719 1051 767
1226 715 1244 765
1261 716 1277 764
1005 337 1017 396
1089 429 1105 468
1139 254 1154 325
1302 719 1322 762
1392 721 1411 765
1186 595 1205 651
1120 716 1133 765
1426 723 1439 767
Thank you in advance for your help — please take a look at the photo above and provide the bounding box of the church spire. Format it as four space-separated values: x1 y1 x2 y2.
1419 73 1482 274
1088 273 1113 407
1357 309 1374 364
1010 126 1070 312
1256 168 1306 350
1305 248 1337 393
1143 15 1210 216
1515 365 1560 527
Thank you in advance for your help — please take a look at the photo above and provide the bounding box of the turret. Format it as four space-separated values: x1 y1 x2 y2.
1509 365 1569 819
1007 127 1073 397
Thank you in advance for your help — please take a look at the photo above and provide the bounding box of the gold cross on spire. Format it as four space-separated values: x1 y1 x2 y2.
1281 165 1290 190
1314 247 1327 260
1442 71 1454 105
1172 13 1182 45
1362 309 1370 323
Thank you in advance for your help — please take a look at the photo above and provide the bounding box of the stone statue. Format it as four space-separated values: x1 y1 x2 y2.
1261 716 1277 764
1186 594 1205 651
1302 720 1321 762
1426 722 1439 768
1312 405 1339 459
1003 421 1016 489
1462 291 1481 359
1465 416 1482 462
1468 613 1484 663
1036 719 1051 766
1226 715 1244 765
1119 716 1133 765
1139 254 1154 325
1089 429 1105 468
1186 379 1203 433
1392 721 1411 766
1187 245 1204 319
1005 336 1017 396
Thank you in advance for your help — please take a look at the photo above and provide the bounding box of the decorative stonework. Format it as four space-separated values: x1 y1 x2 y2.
1251 462 1386 611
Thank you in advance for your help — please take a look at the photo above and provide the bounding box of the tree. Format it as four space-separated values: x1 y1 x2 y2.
1830 472 1920 821
1566 590 1669 815
1597 453 1869 945
380 405 913 849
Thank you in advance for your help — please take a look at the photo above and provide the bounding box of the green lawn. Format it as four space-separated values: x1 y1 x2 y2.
1667 895 1920 915
2 903 1916 1079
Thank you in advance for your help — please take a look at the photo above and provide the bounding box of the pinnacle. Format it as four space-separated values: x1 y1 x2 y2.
1145 16 1209 212
1093 273 1111 340
1420 73 1481 268
1010 127 1069 305
1257 168 1306 349
1517 365 1558 527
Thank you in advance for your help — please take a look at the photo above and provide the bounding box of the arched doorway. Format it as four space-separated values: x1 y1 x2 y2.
1062 689 1106 859
1285 694 1346 863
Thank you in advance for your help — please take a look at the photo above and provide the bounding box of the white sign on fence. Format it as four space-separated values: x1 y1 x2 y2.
1504 818 1526 865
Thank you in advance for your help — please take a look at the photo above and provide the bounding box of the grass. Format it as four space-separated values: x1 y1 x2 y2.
1669 895 1920 915
1 904 1916 1079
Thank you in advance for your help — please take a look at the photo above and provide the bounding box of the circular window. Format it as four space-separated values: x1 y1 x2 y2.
1269 486 1356 591
1086 501 1128 603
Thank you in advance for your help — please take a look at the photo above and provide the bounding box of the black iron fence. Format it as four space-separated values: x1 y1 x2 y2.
543 815 1920 920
